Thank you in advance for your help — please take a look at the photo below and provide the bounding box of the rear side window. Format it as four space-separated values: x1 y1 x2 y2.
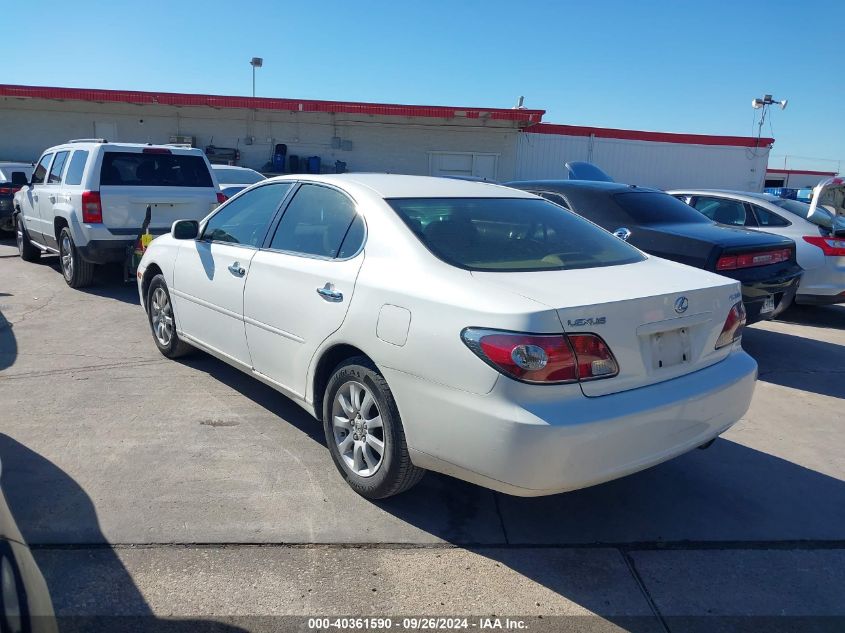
388 197 645 272
100 152 213 187
692 197 749 226
31 154 53 185
202 182 292 247
614 192 712 225
752 205 790 227
64 150 89 186
47 151 69 184
270 184 359 258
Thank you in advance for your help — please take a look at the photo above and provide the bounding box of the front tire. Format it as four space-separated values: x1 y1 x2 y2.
146 274 193 358
59 227 95 288
16 215 41 262
323 357 425 499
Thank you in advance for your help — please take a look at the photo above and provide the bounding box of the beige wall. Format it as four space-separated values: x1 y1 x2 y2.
0 98 520 180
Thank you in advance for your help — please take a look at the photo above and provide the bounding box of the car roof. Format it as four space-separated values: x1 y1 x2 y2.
267 173 538 199
666 188 783 203
506 179 661 194
43 141 204 155
211 164 259 171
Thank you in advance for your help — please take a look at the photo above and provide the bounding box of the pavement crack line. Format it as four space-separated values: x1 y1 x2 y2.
27 539 845 551
0 358 167 380
620 548 671 633
491 492 511 545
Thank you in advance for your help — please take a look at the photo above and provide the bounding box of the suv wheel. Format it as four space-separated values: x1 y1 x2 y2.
323 357 425 499
58 227 95 288
146 274 193 358
16 216 41 262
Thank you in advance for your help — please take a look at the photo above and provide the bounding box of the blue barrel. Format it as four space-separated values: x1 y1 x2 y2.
272 143 287 172
307 156 321 174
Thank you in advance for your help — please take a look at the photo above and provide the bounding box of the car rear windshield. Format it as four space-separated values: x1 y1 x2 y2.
213 168 265 185
387 197 645 272
100 152 213 187
774 198 845 231
614 191 712 224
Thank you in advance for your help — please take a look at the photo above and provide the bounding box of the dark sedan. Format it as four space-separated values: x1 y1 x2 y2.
506 180 803 323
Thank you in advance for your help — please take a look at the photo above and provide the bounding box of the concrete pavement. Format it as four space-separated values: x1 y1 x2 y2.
2 238 844 630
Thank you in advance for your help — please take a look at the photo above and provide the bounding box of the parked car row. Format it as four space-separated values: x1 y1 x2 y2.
7 140 844 500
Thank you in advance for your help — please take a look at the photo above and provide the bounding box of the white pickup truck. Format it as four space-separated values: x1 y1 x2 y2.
14 140 223 288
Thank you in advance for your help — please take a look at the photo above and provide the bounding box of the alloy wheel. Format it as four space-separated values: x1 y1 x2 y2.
60 234 74 281
332 380 385 477
150 287 174 347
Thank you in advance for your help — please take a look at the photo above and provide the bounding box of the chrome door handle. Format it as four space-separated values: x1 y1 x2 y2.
227 262 246 276
49 195 57 203
316 283 343 302
33 194 39 201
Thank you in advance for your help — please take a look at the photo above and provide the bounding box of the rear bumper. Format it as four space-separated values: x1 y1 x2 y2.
388 350 758 496
76 239 133 264
738 269 802 323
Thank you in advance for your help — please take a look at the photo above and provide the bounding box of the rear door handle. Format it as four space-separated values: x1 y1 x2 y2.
316 283 343 302
227 262 246 276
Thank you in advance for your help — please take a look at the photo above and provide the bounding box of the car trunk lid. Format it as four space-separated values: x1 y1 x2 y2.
471 257 741 397
99 187 218 232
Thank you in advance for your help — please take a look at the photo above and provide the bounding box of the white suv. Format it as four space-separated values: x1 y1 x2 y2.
14 140 222 287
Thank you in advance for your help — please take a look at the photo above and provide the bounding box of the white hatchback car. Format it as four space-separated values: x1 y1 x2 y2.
669 183 845 306
137 174 757 499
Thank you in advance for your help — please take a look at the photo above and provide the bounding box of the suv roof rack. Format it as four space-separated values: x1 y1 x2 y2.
68 138 108 144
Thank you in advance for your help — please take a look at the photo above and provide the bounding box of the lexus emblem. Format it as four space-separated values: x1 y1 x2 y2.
674 296 689 314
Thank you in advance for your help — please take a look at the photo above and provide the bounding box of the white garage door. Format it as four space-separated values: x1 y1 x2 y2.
429 152 499 181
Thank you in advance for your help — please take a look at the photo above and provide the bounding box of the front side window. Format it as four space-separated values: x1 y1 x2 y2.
691 197 749 226
31 154 53 185
47 151 70 184
270 184 360 258
100 152 213 187
388 197 645 272
202 182 292 247
64 150 90 186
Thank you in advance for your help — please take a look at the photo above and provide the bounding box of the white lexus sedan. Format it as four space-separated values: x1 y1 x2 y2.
136 174 757 499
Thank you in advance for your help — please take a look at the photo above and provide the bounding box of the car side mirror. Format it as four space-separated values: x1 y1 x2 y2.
172 219 199 240
613 227 632 241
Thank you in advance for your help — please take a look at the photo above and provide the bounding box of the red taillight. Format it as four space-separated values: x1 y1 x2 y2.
461 329 619 384
803 235 845 256
0 187 11 195
216 192 228 204
716 248 792 271
81 191 102 223
715 301 746 349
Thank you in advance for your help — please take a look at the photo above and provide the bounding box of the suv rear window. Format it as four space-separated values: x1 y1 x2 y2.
388 197 645 272
100 152 213 187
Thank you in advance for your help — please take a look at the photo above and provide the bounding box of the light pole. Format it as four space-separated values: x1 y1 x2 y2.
250 57 263 97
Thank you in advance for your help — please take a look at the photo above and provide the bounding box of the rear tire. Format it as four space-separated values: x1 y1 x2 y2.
146 274 193 359
323 356 425 499
16 215 41 262
59 227 95 288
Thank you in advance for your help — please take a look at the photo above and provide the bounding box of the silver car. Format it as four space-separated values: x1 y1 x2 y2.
669 183 845 306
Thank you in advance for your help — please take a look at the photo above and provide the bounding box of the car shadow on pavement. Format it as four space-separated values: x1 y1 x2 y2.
0 306 17 371
175 347 845 626
0 433 249 632
33 255 141 305
742 327 845 399
775 304 845 330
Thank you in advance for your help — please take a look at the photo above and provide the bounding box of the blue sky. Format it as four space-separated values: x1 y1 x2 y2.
7 0 843 171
